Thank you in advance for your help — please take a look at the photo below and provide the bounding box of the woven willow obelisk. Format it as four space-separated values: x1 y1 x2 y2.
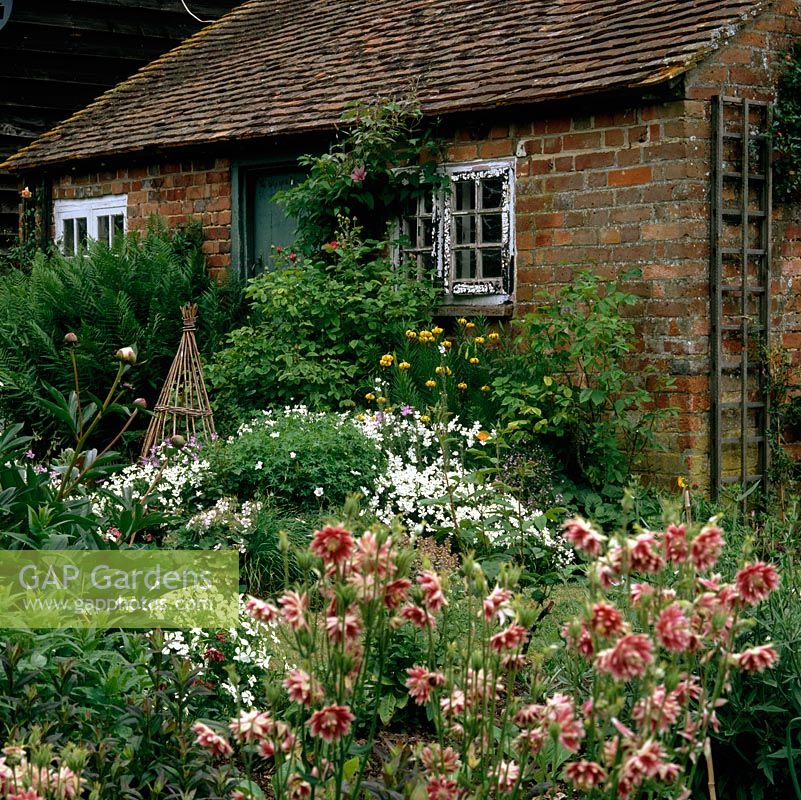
141 304 216 458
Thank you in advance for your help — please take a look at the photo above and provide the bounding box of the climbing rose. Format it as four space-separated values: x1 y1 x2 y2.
310 525 354 565
690 524 725 570
564 760 606 790
307 704 354 742
596 634 653 680
735 562 780 605
655 602 692 652
736 644 778 672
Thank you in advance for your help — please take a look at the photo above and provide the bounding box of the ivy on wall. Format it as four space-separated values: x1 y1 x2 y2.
773 45 801 203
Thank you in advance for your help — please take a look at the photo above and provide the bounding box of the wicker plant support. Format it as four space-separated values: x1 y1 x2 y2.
140 303 216 458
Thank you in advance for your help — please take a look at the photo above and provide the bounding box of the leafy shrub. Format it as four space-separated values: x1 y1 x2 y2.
0 220 241 444
205 407 386 509
207 222 436 420
492 270 672 488
773 44 801 203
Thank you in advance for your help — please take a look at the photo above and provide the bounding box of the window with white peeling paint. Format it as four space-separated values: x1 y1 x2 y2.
398 160 515 304
54 195 127 255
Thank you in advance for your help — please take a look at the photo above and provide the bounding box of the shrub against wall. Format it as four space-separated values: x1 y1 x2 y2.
0 221 241 445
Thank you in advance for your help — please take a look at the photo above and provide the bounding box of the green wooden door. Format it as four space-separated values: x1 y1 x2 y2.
247 170 303 275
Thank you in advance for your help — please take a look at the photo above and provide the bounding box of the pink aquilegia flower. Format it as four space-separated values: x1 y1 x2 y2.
283 669 320 706
543 693 585 752
630 582 655 605
664 522 689 563
564 760 606 790
563 518 605 557
495 760 519 794
735 644 778 672
228 710 272 742
629 532 665 573
440 689 465 717
655 602 692 652
325 612 362 643
632 685 681 732
400 603 437 628
405 666 446 705
735 561 780 605
278 590 309 631
596 634 653 680
193 722 234 756
426 777 460 800
691 524 725 570
489 623 528 652
310 525 354 566
288 774 312 799
562 619 594 658
418 570 447 612
307 704 354 742
384 577 411 608
244 595 278 623
483 586 513 621
420 744 460 775
590 601 625 638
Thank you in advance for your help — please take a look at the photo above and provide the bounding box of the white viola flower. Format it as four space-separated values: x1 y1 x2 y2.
314 486 324 498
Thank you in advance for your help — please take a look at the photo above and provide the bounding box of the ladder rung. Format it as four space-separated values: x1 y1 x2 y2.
721 248 767 256
722 209 767 219
719 324 766 332
720 285 765 293
722 171 767 181
720 402 766 410
720 361 761 372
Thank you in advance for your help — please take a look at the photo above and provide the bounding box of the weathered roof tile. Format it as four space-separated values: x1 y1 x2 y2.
2 0 764 171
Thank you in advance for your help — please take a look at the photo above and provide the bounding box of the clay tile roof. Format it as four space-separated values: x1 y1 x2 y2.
2 0 764 171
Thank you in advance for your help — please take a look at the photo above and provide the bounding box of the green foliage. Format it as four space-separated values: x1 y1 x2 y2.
491 270 673 488
773 45 801 204
204 408 385 510
275 96 445 254
207 222 437 419
0 628 230 799
0 220 242 446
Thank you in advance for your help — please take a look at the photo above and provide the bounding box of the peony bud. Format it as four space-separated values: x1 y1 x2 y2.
133 398 147 409
64 332 78 345
115 346 137 364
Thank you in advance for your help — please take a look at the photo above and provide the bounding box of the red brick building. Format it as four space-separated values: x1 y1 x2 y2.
2 0 800 493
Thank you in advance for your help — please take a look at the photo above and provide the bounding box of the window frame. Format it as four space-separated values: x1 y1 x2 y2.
397 159 515 307
54 195 127 255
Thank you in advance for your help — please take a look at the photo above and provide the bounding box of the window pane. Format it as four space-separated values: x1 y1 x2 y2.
454 249 477 279
481 177 503 209
97 215 110 246
454 179 476 211
63 219 75 255
481 249 503 278
113 214 125 241
76 218 88 250
481 214 502 243
455 215 476 244
422 217 434 248
402 216 417 246
422 192 433 214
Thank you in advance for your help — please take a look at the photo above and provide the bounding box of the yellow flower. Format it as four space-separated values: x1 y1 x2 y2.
435 366 452 376
432 326 444 336
442 340 452 349
356 413 366 421
488 332 500 342
365 392 376 401
466 322 476 330
418 330 435 343
457 317 468 326
380 354 394 368
477 430 491 442
469 357 479 365
474 336 485 345
399 361 411 370
420 415 431 423
377 396 387 404
457 382 467 390
405 329 418 339
480 385 491 393
677 476 687 490
425 380 437 389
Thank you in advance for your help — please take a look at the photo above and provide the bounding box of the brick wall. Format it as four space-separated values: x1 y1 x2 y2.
51 157 232 278
444 0 801 489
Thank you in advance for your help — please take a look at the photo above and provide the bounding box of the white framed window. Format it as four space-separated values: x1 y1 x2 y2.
54 195 127 255
398 160 515 304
